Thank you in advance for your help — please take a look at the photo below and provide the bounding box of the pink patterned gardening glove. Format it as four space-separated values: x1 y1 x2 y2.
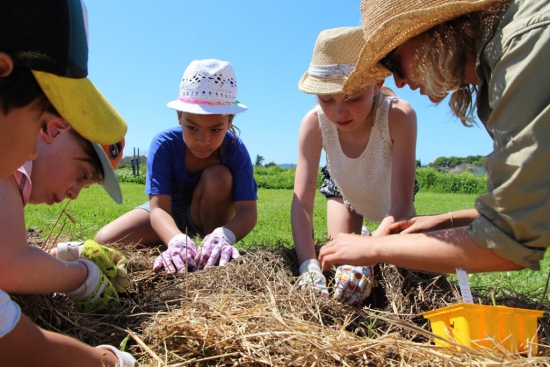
195 227 241 270
333 265 374 307
297 259 329 296
153 234 197 273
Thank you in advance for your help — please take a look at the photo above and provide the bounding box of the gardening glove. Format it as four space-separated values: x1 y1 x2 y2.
54 240 131 293
66 259 120 313
333 265 374 307
297 259 329 296
195 227 241 270
153 233 197 273
96 345 136 367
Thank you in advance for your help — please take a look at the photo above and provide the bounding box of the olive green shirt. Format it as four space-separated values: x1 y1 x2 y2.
470 0 550 270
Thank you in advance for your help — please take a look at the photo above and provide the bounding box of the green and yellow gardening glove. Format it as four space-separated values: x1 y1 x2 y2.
53 240 131 293
67 259 120 313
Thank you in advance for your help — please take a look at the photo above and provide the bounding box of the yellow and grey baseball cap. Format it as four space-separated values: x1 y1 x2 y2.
0 0 127 144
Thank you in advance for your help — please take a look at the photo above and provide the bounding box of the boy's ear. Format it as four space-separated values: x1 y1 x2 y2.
0 53 14 77
40 118 71 143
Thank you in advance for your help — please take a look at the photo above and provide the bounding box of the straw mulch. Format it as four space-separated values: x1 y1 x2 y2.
14 234 550 366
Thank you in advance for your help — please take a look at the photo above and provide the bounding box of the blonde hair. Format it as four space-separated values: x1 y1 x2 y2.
413 1 510 126
368 85 395 124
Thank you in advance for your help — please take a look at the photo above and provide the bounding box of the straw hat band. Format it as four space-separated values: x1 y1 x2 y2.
308 63 356 79
298 26 365 95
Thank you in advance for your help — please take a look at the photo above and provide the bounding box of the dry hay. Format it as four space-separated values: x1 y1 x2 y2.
14 234 550 366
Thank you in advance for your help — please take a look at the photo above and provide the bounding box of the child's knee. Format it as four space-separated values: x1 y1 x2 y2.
94 225 114 244
201 165 233 189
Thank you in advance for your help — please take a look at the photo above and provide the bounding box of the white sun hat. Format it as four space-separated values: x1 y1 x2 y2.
167 59 247 115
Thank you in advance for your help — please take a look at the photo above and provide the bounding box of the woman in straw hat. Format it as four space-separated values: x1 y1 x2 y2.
293 27 418 307
320 0 550 274
96 59 257 273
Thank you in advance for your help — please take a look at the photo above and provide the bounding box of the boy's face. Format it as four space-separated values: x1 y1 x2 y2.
0 99 58 179
28 124 100 205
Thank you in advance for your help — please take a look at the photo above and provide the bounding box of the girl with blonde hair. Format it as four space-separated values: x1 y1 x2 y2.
293 26 418 306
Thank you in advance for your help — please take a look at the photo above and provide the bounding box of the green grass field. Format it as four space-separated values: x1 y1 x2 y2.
24 182 550 300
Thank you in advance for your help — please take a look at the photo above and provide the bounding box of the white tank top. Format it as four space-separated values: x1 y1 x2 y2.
319 96 394 221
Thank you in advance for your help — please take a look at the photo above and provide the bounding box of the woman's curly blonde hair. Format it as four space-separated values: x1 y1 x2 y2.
413 1 511 126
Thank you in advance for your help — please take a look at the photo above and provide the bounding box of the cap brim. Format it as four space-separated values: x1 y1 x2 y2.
167 100 248 115
32 70 127 145
92 143 123 204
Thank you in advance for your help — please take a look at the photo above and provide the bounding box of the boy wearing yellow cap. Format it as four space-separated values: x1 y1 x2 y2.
0 1 135 366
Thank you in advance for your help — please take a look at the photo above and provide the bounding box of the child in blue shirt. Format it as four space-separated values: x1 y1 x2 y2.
96 59 258 273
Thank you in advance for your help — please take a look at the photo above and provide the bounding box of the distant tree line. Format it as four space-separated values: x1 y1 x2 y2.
256 154 485 170
118 152 485 170
255 154 278 168
427 155 485 168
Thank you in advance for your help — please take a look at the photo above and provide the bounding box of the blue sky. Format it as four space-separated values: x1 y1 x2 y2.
85 0 493 166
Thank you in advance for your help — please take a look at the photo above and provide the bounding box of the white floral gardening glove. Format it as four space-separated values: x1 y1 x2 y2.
333 265 374 307
153 233 197 273
66 259 119 313
195 227 241 270
297 259 329 296
53 240 131 293
96 345 136 367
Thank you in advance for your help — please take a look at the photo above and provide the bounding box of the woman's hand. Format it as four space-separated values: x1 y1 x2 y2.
319 233 372 271
383 214 447 235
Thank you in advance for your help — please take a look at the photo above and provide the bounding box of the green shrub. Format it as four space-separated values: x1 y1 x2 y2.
416 168 487 194
115 166 146 184
253 166 297 190
115 165 487 195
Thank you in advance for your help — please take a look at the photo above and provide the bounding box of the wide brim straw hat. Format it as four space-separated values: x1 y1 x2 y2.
298 26 365 95
167 59 247 115
343 0 508 94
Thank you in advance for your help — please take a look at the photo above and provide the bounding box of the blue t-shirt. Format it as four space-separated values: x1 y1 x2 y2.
145 126 257 208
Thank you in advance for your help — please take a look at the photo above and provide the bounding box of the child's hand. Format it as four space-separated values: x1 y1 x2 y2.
333 265 374 307
53 240 131 293
96 345 136 367
297 259 329 296
66 259 120 313
153 234 197 273
195 228 241 270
